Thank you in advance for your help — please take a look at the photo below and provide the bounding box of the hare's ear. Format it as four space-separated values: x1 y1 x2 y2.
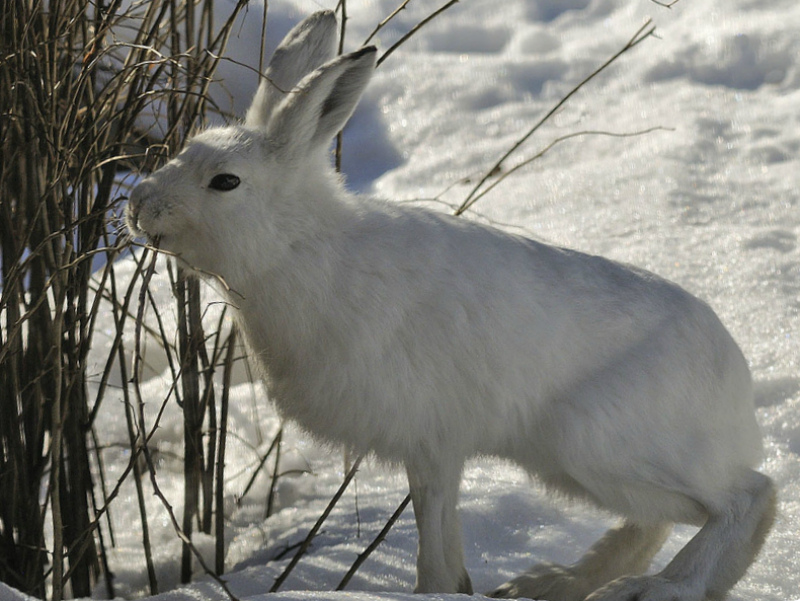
245 10 338 128
268 46 377 157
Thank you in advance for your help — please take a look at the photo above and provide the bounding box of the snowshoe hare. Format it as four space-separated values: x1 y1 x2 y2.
126 11 775 601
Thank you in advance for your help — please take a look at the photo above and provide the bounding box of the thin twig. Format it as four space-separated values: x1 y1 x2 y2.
336 494 412 590
49 262 68 601
377 0 461 67
464 127 673 209
363 0 412 46
265 427 284 519
650 0 681 8
257 0 268 75
61 356 180 594
130 248 163 595
127 240 242 300
133 277 241 601
455 19 657 216
137 431 241 601
334 0 348 173
237 429 283 505
216 327 237 575
270 455 364 592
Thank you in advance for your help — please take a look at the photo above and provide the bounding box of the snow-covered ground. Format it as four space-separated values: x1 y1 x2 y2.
4 0 799 600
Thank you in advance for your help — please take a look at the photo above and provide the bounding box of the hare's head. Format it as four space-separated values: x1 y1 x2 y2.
126 11 376 279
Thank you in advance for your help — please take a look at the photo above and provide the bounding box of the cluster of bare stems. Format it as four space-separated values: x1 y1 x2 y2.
1 1 257 598
0 0 663 599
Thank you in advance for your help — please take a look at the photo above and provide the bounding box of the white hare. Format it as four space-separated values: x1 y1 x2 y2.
126 11 775 601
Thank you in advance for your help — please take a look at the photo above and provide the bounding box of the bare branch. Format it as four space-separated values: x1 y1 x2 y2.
462 127 673 210
377 0 461 68
336 494 412 590
650 0 681 8
455 19 657 216
363 0 413 46
270 455 364 592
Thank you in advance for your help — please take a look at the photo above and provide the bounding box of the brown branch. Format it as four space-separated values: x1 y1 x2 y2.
463 127 673 209
336 494 412 590
650 0 681 8
377 0 461 68
363 0 412 46
132 280 241 601
455 19 657 216
270 455 364 592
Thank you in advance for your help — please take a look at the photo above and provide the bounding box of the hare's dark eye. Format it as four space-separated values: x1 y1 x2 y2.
208 173 240 191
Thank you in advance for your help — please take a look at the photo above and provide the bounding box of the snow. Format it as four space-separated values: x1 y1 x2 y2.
6 0 800 600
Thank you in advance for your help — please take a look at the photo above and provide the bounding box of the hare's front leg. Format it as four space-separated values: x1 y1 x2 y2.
406 461 472 594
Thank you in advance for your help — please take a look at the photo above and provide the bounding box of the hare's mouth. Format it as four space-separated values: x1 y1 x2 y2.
125 216 147 239
125 217 156 244
129 222 165 249
124 202 160 245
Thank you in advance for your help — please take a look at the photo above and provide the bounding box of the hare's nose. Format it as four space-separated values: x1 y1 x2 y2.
125 180 155 236
128 177 160 213
128 178 151 208
126 185 143 217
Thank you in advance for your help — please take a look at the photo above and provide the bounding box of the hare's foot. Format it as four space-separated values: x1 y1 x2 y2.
457 569 474 594
488 562 594 601
585 575 697 601
488 522 671 601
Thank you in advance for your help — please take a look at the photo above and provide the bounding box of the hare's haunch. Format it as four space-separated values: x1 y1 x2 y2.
127 11 774 600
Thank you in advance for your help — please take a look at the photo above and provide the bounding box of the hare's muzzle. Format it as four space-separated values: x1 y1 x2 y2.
124 189 144 238
125 182 158 242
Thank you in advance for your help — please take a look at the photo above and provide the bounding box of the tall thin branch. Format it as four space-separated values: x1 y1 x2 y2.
215 327 237 575
270 455 364 592
363 0 412 46
336 494 412 590
377 0 461 67
455 19 656 216
463 127 672 210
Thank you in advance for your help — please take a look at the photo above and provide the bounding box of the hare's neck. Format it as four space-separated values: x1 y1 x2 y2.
228 208 350 385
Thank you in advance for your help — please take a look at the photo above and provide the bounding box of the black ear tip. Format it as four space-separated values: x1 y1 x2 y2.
351 46 378 61
315 9 336 21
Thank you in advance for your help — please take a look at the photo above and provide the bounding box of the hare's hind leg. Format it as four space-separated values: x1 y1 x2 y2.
488 520 671 601
587 470 776 601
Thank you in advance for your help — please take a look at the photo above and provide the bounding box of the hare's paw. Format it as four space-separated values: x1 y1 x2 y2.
457 569 474 594
585 575 700 601
488 563 594 601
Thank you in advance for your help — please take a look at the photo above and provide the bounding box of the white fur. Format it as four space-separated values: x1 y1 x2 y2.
126 12 775 600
